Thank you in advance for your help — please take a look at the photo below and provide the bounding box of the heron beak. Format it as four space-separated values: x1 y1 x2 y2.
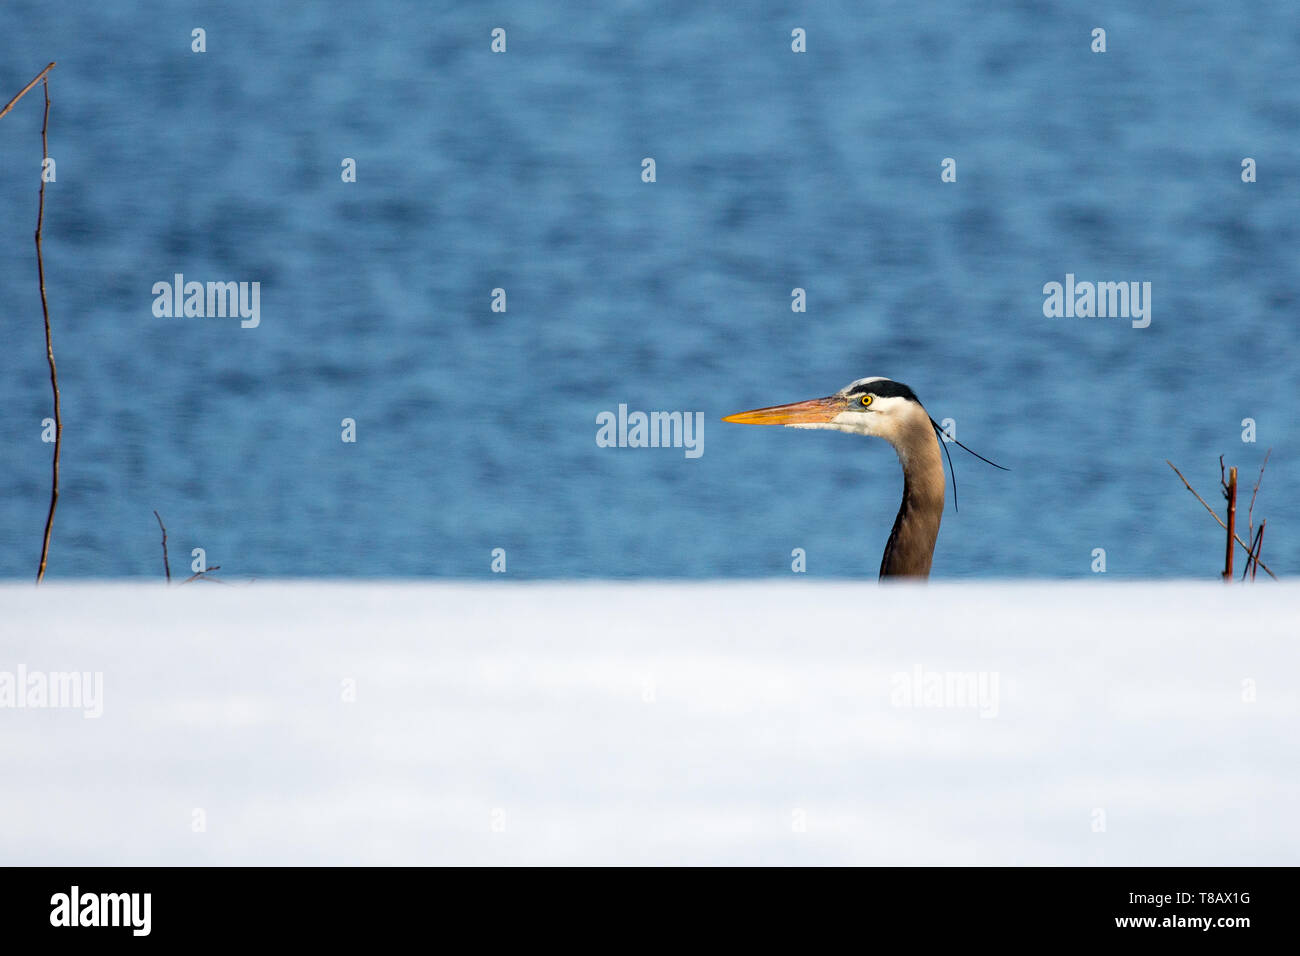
722 395 843 425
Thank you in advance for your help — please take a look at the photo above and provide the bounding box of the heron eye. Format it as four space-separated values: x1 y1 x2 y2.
860 394 874 407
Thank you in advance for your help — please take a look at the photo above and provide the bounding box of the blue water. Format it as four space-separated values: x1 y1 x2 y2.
1 1 1297 580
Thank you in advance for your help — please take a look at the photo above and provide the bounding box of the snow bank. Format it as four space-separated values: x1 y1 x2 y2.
1 581 1296 865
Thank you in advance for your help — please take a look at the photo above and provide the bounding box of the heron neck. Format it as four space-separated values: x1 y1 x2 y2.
879 418 945 579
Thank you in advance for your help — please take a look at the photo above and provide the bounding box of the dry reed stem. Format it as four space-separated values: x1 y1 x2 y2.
1165 460 1277 580
153 511 172 583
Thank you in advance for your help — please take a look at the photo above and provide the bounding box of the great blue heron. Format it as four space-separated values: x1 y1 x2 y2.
723 376 1005 579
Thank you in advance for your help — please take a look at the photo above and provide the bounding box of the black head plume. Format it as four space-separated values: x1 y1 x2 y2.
929 417 1009 513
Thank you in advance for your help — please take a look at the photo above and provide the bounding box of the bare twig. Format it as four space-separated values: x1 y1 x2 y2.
33 74 59 584
1251 521 1265 581
0 62 55 123
1165 460 1277 579
153 511 172 583
152 516 232 585
1246 448 1271 540
1243 521 1265 581
1223 465 1237 581
4 65 61 581
179 566 226 586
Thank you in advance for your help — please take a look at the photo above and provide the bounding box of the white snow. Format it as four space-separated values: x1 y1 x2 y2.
1 580 1297 865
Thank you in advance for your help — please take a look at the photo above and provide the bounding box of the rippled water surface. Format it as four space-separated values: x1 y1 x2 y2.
1 2 1297 579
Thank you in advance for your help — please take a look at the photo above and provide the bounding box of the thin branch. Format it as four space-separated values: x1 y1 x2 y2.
1243 521 1265 582
1246 448 1271 540
0 62 55 123
1165 460 1277 579
34 75 59 584
153 511 172 583
179 566 226 585
1251 521 1265 582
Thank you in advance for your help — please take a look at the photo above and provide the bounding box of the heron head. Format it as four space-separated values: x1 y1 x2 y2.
722 376 929 443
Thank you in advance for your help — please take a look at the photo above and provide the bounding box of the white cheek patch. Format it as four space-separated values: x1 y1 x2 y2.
832 410 874 425
783 410 875 434
869 396 910 414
